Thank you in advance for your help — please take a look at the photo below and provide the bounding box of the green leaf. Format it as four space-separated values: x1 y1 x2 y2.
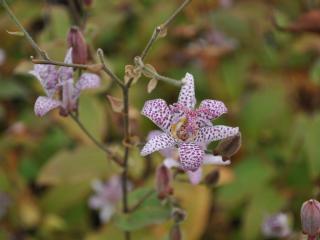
37 146 119 185
40 182 89 213
56 95 107 143
242 187 285 240
0 80 28 99
310 58 320 85
304 114 320 178
115 187 171 231
218 156 274 207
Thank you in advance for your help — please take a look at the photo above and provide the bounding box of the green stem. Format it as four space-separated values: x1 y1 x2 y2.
70 113 124 166
140 0 192 61
0 0 48 59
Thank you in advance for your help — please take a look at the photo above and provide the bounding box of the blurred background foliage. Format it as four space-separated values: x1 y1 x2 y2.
0 0 320 239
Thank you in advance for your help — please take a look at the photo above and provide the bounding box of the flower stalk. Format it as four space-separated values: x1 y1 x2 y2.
1 1 194 240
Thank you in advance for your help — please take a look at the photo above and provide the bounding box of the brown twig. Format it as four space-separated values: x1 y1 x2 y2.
140 0 192 61
70 113 124 166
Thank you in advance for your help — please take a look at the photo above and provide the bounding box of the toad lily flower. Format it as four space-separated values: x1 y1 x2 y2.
148 130 230 185
88 176 131 223
30 48 100 117
141 73 239 172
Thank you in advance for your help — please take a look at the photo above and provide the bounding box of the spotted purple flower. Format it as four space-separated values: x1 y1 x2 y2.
148 130 230 185
141 73 239 172
88 176 131 223
262 213 291 238
29 48 100 117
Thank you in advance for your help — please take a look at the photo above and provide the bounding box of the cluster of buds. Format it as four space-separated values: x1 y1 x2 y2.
83 0 93 7
301 199 320 240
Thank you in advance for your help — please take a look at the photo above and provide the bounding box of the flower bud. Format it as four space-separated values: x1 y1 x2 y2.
204 169 220 186
301 199 320 237
213 132 241 159
170 224 182 240
67 26 88 64
171 208 187 223
155 165 173 200
83 0 93 7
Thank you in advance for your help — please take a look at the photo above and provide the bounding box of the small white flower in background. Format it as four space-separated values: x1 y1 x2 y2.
219 0 233 8
0 49 6 66
262 213 291 239
0 192 11 219
88 176 131 223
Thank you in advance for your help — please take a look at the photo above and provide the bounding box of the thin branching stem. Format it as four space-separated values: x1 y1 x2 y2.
97 49 125 88
140 0 192 60
0 0 48 59
31 57 95 70
135 56 182 87
70 113 124 166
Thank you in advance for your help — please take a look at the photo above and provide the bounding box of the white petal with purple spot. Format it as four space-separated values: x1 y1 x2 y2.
178 73 196 109
187 168 203 185
141 99 172 131
34 96 61 117
198 99 227 121
76 73 101 90
178 143 204 171
195 126 239 144
203 154 231 165
141 133 176 156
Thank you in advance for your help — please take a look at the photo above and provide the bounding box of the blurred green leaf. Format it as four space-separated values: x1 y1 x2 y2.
37 145 118 185
242 187 285 240
304 114 320 179
41 182 89 213
218 156 274 207
115 187 171 231
310 58 320 85
56 95 107 143
0 80 28 99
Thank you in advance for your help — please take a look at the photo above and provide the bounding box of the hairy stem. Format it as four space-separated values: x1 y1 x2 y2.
135 56 182 87
70 113 124 166
31 57 96 70
140 0 192 60
97 49 125 88
0 0 48 59
121 85 130 240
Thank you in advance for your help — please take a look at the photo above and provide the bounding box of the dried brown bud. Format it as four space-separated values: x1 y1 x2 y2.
171 208 187 223
284 10 320 34
204 170 220 186
83 0 93 7
170 224 182 240
301 199 320 238
155 165 173 200
214 133 241 159
67 26 88 64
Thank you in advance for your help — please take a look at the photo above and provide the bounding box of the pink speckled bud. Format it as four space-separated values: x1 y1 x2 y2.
83 0 93 7
67 26 88 64
155 165 173 200
170 224 182 240
301 199 320 238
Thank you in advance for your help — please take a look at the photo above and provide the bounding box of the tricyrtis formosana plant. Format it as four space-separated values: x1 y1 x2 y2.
1 0 240 239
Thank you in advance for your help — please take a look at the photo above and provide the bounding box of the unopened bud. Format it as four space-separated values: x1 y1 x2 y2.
214 132 241 159
83 0 93 7
171 208 187 223
155 165 173 200
170 224 182 240
67 26 88 64
301 199 320 238
204 170 220 186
